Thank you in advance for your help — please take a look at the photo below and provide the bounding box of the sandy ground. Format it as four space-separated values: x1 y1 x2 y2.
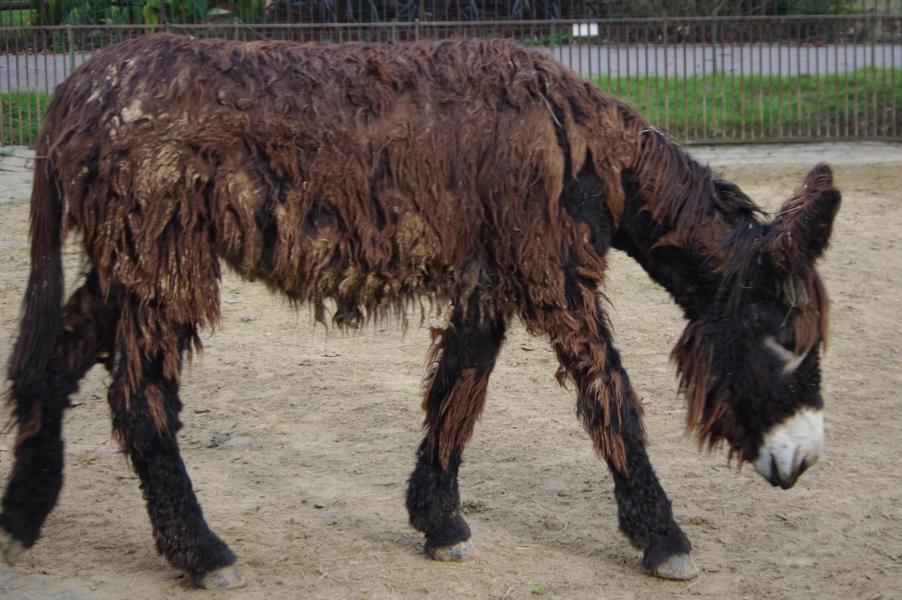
0 143 900 599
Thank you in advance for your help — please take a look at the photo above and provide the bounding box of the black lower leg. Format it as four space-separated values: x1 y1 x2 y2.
598 349 690 569
407 441 469 550
110 329 234 580
608 441 691 570
125 421 236 578
406 304 505 551
2 273 117 549
0 405 64 548
590 352 690 570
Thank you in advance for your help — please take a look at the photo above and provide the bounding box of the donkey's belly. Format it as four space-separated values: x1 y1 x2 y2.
217 208 472 326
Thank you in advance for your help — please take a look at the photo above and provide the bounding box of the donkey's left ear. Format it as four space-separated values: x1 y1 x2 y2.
766 163 841 273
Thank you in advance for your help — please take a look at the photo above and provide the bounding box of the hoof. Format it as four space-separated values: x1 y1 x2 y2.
426 540 474 562
193 564 246 589
652 553 699 581
1 533 26 566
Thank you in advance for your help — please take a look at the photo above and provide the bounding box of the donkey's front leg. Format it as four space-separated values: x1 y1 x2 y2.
535 304 696 580
406 304 506 561
108 302 240 589
607 435 696 579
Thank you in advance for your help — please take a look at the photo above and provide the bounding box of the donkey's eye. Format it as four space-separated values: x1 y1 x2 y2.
775 325 795 351
762 335 806 374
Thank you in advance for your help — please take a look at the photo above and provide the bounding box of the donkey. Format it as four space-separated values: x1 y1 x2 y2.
1 34 839 587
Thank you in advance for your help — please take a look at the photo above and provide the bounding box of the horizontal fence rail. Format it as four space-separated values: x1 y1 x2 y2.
2 0 899 27
0 14 899 145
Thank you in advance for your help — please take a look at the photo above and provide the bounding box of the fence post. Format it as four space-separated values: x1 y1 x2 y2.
66 26 75 76
415 18 420 41
869 14 876 69
663 19 669 132
711 16 718 75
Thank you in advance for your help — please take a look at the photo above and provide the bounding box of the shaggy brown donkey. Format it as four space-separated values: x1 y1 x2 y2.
2 34 839 587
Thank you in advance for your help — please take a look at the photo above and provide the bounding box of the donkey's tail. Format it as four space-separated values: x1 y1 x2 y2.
7 139 64 416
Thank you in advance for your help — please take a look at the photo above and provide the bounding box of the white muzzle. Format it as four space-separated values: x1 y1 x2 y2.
753 407 824 489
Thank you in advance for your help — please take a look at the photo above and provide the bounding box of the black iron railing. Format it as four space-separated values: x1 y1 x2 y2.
0 13 899 145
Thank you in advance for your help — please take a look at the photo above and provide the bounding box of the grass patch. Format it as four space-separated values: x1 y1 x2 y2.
1 90 49 147
596 68 901 141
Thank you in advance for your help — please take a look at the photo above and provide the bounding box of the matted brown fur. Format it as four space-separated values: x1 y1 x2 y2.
13 34 832 470
25 34 651 469
421 326 494 470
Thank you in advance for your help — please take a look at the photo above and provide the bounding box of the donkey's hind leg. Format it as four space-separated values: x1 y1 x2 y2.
2 272 118 564
107 295 239 588
530 300 696 580
406 302 506 561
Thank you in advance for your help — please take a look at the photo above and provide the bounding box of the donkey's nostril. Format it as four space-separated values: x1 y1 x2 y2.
768 455 780 486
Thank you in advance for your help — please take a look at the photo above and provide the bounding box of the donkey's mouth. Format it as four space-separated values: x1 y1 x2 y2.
753 408 823 489
762 454 812 489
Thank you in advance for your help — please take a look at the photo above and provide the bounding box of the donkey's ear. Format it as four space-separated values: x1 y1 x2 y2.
766 163 841 273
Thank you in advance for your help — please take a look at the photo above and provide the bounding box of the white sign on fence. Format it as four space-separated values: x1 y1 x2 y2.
571 23 599 37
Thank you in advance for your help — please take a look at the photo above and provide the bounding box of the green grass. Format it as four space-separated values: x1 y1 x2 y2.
1 90 49 147
1 70 899 147
596 68 901 141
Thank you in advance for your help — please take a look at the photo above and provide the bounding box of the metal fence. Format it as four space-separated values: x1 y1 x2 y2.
0 14 900 145
3 0 899 26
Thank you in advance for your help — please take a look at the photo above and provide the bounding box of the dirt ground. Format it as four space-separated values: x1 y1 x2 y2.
0 144 900 599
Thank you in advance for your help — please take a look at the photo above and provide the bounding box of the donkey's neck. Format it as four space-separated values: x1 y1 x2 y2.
610 141 763 321
610 195 718 321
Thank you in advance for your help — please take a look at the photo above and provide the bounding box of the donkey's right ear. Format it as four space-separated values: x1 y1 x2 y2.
765 163 841 274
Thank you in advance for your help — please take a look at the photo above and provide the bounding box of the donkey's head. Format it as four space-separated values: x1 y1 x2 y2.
674 164 840 489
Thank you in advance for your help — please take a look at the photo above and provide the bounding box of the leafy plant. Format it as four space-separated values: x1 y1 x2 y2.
1 9 32 26
27 0 265 26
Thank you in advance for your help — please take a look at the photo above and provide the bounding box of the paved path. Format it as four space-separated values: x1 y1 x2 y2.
1 43 899 92
550 43 902 80
689 140 902 166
